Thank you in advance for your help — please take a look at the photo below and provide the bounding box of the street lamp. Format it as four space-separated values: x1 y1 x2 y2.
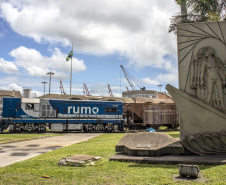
41 81 48 95
47 72 54 94
157 84 163 93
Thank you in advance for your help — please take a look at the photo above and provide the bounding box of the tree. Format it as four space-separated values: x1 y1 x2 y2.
169 0 226 33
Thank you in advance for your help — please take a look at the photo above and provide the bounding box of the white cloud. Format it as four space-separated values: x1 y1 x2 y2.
156 73 178 84
31 90 42 98
89 84 109 97
0 58 18 73
0 83 23 93
143 72 178 86
9 46 86 80
142 77 160 86
141 53 178 87
0 0 180 70
0 82 44 98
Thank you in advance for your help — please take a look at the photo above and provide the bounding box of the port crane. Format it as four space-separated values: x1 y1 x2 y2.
83 83 91 96
120 65 146 91
60 81 66 95
108 84 113 97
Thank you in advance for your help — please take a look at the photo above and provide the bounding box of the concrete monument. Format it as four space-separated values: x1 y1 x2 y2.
166 21 226 155
110 21 226 165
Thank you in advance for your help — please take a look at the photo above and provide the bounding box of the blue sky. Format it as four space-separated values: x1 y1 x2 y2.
0 0 180 97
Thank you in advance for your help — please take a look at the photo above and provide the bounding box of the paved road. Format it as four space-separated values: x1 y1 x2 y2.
0 133 102 167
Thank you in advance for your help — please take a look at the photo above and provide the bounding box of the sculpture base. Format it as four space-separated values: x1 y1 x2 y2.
112 132 226 164
115 132 185 156
166 84 226 155
110 153 226 165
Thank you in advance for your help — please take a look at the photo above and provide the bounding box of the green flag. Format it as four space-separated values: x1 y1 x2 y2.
66 51 73 61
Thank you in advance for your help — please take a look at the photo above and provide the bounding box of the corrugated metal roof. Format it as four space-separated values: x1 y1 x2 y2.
0 90 22 98
39 94 174 104
40 94 135 103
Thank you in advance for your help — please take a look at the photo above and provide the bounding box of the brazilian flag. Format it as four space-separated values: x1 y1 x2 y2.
66 51 73 61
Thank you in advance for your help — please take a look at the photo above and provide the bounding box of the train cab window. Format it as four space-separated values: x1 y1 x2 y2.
105 108 117 113
26 103 34 110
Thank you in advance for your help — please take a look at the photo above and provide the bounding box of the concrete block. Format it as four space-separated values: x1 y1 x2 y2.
116 132 184 156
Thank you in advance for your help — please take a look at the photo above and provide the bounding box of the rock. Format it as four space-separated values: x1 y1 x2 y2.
90 162 95 165
58 154 101 166
58 159 67 166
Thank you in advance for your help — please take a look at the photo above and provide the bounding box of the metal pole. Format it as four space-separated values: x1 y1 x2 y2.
157 84 163 93
120 66 121 96
47 72 54 94
41 81 47 95
70 44 73 95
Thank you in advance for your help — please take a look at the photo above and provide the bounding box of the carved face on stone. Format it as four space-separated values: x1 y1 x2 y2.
203 47 215 57
197 48 204 59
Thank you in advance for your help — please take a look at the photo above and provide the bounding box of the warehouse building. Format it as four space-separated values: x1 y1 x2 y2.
122 90 158 98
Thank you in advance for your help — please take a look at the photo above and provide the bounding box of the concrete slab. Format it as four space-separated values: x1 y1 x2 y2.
0 133 102 167
173 174 207 182
110 153 226 165
66 154 98 161
58 154 102 166
116 132 185 156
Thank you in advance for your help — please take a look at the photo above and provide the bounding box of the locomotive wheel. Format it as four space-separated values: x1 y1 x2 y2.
9 125 15 133
83 126 87 133
87 127 92 132
105 127 112 133
38 125 46 133
15 126 21 133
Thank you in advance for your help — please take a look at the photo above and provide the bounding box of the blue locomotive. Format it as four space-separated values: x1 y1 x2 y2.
1 97 124 132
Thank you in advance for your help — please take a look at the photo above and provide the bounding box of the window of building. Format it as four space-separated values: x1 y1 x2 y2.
26 103 34 110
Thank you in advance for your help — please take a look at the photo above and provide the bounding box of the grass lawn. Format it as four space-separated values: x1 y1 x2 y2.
0 133 62 143
165 131 180 138
0 132 225 184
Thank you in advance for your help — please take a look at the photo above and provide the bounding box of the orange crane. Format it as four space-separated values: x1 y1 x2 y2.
83 83 91 96
108 84 113 97
60 80 66 95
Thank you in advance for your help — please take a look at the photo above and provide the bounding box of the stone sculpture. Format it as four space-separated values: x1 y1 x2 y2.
190 47 226 112
113 21 226 159
166 21 226 155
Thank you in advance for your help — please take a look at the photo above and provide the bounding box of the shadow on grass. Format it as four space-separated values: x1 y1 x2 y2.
128 163 178 169
127 162 220 170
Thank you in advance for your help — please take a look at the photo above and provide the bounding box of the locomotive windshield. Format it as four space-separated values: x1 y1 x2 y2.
105 108 117 113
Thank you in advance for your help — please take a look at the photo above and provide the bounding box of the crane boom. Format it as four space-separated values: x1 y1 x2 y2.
60 80 66 95
108 84 113 97
83 83 91 96
120 65 145 91
120 65 136 91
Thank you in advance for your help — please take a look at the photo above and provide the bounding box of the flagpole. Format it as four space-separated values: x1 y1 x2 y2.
70 44 73 95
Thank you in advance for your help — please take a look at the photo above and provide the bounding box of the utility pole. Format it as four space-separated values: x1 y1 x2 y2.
157 84 163 93
70 44 73 95
47 72 54 94
41 81 47 95
66 46 74 95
